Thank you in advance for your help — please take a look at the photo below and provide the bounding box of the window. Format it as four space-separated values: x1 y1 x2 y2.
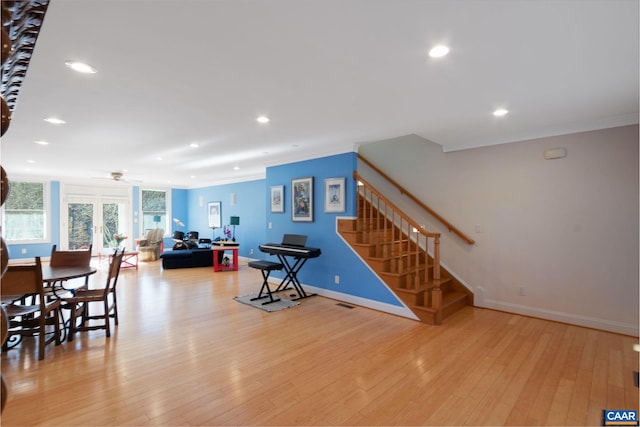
2 181 49 242
141 189 167 234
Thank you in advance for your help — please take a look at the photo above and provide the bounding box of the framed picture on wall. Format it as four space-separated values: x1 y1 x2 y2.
208 201 221 228
324 177 345 213
291 177 313 222
270 185 284 213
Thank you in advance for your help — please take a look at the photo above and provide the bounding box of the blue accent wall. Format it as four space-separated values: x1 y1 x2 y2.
6 154 401 308
178 152 400 306
167 188 189 249
187 180 266 259
264 152 402 306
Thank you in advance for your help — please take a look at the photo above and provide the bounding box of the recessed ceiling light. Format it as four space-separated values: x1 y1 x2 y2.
256 116 270 124
156 157 163 161
493 108 509 117
34 140 49 145
44 117 66 125
233 166 240 171
26 159 35 163
189 143 199 148
64 61 97 74
428 45 450 58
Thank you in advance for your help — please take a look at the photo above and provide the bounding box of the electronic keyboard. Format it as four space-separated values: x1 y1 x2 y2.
258 243 321 258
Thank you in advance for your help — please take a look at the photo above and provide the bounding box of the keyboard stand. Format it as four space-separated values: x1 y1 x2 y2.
273 255 317 300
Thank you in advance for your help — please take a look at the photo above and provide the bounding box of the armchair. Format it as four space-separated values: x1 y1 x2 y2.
138 228 164 261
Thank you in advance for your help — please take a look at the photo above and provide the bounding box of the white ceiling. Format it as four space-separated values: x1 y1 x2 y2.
2 0 638 188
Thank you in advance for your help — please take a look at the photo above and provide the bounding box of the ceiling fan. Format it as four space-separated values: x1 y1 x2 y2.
110 171 124 181
91 171 140 183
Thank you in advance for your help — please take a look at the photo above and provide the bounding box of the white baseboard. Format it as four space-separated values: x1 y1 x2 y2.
304 285 419 320
265 277 418 320
478 296 639 336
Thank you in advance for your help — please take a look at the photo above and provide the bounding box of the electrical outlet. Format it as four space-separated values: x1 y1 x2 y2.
249 248 254 255
268 222 272 229
21 248 27 254
518 286 526 296
334 275 340 284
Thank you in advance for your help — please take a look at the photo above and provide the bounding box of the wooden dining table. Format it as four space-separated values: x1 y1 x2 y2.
1 265 97 304
42 265 97 298
42 265 97 284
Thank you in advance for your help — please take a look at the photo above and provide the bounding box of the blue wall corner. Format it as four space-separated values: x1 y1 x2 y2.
186 180 267 259
264 152 402 307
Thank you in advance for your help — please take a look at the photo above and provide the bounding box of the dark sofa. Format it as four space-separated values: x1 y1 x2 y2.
160 249 218 269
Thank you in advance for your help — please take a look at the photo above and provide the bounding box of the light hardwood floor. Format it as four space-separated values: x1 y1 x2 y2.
1 259 638 426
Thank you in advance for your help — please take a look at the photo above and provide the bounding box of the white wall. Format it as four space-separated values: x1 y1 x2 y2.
359 125 639 335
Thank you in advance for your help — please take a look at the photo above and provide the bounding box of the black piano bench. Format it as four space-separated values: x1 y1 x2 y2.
248 261 284 305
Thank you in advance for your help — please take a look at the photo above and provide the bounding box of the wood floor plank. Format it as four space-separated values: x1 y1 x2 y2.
1 260 638 426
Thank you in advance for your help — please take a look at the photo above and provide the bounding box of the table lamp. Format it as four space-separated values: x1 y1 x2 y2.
230 216 240 241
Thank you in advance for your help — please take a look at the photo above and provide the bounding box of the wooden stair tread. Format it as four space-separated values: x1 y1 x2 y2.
368 254 431 263
441 290 468 307
395 277 453 294
395 285 430 295
379 266 426 277
351 242 376 248
412 290 467 312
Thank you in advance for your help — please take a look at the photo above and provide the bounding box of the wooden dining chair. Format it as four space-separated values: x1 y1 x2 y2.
1 305 9 413
48 244 93 291
62 248 124 341
1 257 62 360
50 244 93 267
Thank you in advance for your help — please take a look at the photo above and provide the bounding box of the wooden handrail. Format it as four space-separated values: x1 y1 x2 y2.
353 173 439 240
357 154 475 245
354 173 442 299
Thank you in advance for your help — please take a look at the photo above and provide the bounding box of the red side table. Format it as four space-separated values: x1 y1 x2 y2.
212 243 239 272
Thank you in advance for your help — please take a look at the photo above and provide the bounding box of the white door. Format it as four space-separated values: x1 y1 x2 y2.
64 196 129 252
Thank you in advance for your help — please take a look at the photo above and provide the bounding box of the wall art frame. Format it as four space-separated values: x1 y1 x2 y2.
291 177 313 222
207 201 222 229
270 185 284 213
324 177 346 213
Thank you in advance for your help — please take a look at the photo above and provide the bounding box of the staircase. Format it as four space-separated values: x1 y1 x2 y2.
338 173 473 325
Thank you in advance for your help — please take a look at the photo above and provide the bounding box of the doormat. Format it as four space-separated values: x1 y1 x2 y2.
233 293 299 312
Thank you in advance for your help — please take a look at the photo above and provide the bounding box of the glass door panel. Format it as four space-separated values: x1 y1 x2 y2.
68 202 95 250
102 201 128 249
65 197 129 252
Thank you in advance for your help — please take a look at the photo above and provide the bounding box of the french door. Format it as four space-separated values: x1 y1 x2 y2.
64 196 129 252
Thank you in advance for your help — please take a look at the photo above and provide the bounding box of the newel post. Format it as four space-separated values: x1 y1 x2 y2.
433 235 441 281
432 235 442 324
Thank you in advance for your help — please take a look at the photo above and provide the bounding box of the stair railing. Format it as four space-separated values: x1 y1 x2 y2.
358 154 475 245
354 172 441 291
